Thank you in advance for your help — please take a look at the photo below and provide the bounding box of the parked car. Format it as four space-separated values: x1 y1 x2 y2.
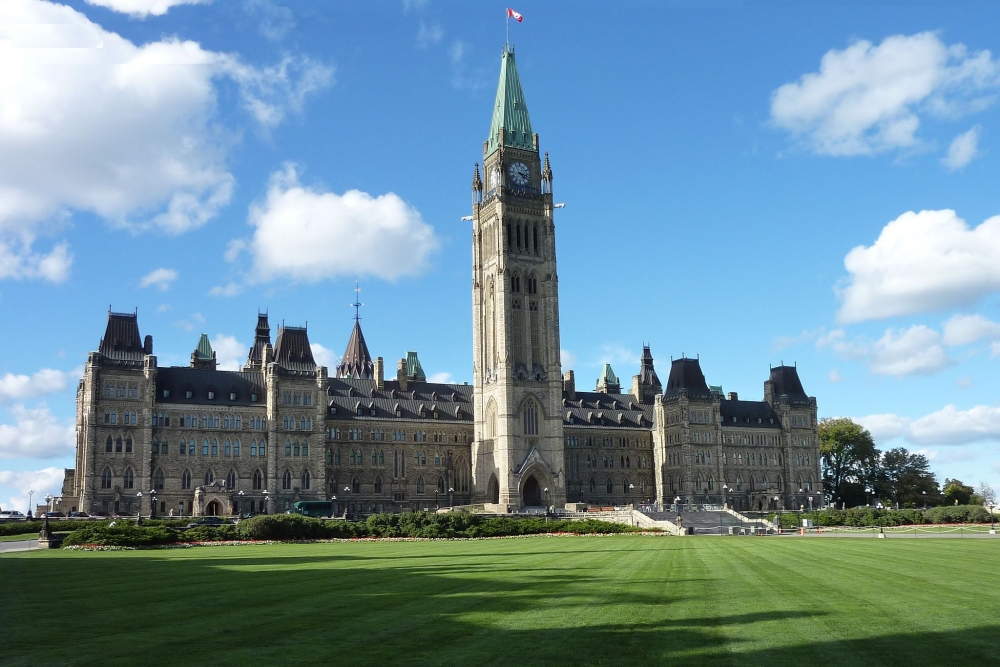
89 511 109 519
239 512 258 520
41 511 66 518
186 517 227 529
67 511 90 519
0 510 26 521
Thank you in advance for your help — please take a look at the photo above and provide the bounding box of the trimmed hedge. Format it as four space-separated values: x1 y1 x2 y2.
0 519 112 537
768 505 994 528
63 512 648 547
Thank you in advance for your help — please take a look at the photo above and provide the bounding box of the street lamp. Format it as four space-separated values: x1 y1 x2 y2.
722 485 729 510
150 489 157 519
135 491 143 525
237 490 245 516
807 496 813 512
27 489 34 518
922 490 927 511
629 483 635 508
263 489 270 515
448 487 455 509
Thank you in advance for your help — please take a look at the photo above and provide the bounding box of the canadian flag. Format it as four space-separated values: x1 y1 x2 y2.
507 8 523 22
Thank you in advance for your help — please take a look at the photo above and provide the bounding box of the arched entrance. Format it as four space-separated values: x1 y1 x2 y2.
206 500 221 516
487 474 500 504
522 475 542 507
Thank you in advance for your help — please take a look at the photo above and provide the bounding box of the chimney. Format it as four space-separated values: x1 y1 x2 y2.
728 392 738 401
375 357 385 391
143 335 153 355
631 375 642 402
563 370 576 400
397 358 408 392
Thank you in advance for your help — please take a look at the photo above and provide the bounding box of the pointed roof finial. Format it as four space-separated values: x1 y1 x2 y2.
542 152 552 181
472 163 483 191
352 281 363 324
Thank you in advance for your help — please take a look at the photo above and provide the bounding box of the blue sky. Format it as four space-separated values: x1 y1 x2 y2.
2 0 1000 510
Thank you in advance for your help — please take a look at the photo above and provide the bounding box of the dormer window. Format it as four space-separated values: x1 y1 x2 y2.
230 392 237 401
371 408 376 416
251 393 258 402
207 391 215 400
395 409 402 417
433 411 439 419
163 389 170 398
185 390 193 399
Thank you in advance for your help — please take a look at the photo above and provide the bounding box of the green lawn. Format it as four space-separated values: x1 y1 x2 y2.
1 536 998 666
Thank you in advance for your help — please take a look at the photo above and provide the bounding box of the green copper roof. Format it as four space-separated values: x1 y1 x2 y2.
406 351 426 382
599 364 619 387
487 46 534 154
195 333 214 360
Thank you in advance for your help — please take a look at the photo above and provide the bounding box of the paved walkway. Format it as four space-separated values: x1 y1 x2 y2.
0 539 37 553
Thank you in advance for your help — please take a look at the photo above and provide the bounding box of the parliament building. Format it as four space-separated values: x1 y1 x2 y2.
57 46 821 518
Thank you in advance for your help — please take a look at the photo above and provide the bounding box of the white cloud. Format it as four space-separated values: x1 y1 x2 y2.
560 349 577 369
209 282 243 298
0 0 331 279
942 313 1000 346
311 343 337 369
956 375 974 389
869 325 951 376
209 334 246 371
139 267 178 292
175 312 205 332
828 368 844 383
817 325 951 376
908 404 1000 445
597 344 638 368
232 164 438 283
838 210 1000 323
0 367 78 403
245 0 295 41
771 32 1000 156
418 21 443 48
0 467 65 515
0 404 74 459
942 125 981 170
855 412 912 443
427 372 453 384
84 0 209 18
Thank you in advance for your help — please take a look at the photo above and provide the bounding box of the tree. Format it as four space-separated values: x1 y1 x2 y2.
978 482 996 507
819 418 878 504
879 448 940 508
942 479 975 505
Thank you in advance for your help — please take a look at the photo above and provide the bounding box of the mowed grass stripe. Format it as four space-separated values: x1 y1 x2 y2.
2 536 998 667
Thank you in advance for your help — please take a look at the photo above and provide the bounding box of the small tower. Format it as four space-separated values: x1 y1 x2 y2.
191 333 217 371
336 284 374 379
246 312 272 370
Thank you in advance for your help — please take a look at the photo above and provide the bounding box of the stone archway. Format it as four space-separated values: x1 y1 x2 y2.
522 475 543 507
487 474 500 504
206 500 221 516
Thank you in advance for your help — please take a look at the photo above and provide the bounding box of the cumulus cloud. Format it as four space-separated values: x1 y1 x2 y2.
0 404 75 459
0 0 331 279
245 0 296 41
868 325 951 376
427 372 453 384
817 325 951 376
139 267 179 292
597 344 638 368
942 125 982 170
418 21 443 48
232 164 438 283
908 404 1000 445
942 313 1000 346
311 343 337 369
561 349 577 369
828 368 844 383
0 367 78 403
0 467 65 515
84 0 209 18
838 210 1000 323
209 334 246 371
771 32 1000 156
855 413 912 443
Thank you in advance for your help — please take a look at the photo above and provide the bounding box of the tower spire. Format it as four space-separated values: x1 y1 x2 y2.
487 46 534 155
352 282 363 324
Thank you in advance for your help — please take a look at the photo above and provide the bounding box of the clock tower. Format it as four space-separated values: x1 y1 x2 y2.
471 45 566 510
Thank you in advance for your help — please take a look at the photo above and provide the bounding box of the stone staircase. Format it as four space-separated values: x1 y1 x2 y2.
644 509 770 535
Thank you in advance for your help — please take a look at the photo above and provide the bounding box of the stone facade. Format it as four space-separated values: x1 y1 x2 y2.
56 45 821 517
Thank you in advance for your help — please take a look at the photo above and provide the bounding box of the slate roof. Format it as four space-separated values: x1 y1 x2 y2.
487 45 534 154
562 391 653 429
246 313 271 368
194 333 214 360
720 399 782 429
638 346 662 392
769 365 810 404
273 326 316 373
99 312 145 362
664 358 712 399
155 367 266 406
336 321 374 379
326 378 473 422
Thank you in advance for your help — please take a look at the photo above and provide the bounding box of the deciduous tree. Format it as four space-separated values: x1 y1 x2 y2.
819 418 878 502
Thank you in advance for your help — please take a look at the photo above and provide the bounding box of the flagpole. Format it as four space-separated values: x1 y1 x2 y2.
506 10 509 49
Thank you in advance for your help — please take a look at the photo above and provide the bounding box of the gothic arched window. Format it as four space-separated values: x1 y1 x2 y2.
182 469 192 490
204 469 215 486
123 467 134 489
352 475 361 493
253 469 263 490
606 478 613 494
226 469 237 489
282 469 292 490
101 467 112 489
301 469 311 490
153 468 165 491
374 475 383 494
522 401 539 436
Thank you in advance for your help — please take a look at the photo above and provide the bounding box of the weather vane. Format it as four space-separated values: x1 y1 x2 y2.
352 282 363 323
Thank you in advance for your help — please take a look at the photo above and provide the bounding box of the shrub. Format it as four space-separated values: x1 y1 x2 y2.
63 524 177 547
0 520 112 537
235 514 335 541
924 505 992 524
181 525 238 542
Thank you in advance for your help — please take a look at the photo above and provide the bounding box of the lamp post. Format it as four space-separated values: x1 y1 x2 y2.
922 490 927 511
344 486 351 518
150 489 157 519
799 487 805 512
807 495 813 512
44 494 52 516
722 485 729 510
237 490 245 517
135 491 143 525
448 487 455 509
263 489 270 515
27 489 34 518
990 504 996 534
629 483 635 508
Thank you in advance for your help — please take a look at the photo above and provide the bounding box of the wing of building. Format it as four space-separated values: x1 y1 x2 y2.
58 45 821 518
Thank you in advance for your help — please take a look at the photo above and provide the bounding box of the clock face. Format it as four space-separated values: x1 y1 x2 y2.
508 161 530 186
